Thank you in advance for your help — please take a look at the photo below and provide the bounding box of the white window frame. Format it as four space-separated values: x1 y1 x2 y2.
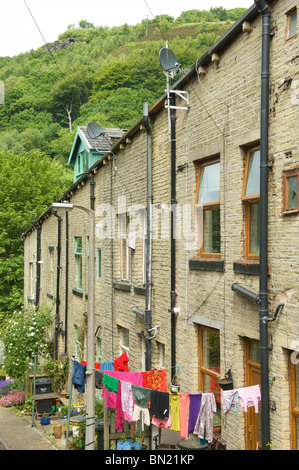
119 213 129 281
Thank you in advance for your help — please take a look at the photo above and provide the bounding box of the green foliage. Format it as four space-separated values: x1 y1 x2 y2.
0 7 247 161
43 356 69 393
0 150 73 318
0 304 53 378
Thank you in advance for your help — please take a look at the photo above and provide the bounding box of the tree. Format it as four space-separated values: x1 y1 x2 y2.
0 150 73 320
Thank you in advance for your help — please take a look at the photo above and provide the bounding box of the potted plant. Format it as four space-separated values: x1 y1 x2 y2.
217 369 234 391
40 413 50 425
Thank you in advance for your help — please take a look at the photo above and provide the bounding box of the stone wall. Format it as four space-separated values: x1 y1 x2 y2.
23 0 299 450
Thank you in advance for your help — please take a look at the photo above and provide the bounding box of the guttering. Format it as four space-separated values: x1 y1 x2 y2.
255 0 271 450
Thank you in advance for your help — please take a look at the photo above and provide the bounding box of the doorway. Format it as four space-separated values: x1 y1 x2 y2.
245 339 261 450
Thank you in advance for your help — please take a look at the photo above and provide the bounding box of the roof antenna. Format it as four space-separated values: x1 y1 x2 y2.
159 42 190 141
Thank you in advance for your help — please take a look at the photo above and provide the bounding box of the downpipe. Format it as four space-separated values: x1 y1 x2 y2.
255 0 271 450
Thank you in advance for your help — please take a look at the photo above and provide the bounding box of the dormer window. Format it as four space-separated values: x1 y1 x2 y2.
286 8 297 40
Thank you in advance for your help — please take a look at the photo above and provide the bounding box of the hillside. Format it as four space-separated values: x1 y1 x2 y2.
0 7 247 163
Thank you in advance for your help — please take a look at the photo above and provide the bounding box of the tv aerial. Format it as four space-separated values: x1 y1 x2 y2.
159 43 190 141
86 121 117 174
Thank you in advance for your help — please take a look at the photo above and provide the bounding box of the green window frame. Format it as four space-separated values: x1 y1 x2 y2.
97 248 102 280
75 237 82 290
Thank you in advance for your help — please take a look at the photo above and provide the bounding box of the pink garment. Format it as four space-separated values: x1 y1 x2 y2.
152 414 172 429
120 380 134 422
237 385 261 413
115 381 124 431
179 393 189 439
102 371 143 408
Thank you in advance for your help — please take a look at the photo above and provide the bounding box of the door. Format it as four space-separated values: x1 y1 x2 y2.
245 339 261 450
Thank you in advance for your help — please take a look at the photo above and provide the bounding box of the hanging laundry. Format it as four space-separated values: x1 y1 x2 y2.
237 385 261 413
142 368 168 392
152 414 172 429
179 393 189 439
72 360 86 393
169 393 180 432
102 373 119 393
120 380 135 422
100 361 115 372
101 371 143 408
115 381 124 431
114 352 129 372
150 390 169 419
221 389 239 414
131 385 151 429
80 360 101 370
188 394 202 435
193 393 217 443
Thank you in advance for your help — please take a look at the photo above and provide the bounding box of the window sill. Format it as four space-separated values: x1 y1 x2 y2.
134 286 146 296
189 259 224 272
113 282 131 292
233 261 260 275
282 209 299 216
72 288 83 298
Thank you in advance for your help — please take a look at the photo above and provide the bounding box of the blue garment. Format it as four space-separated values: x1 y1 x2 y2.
100 361 114 372
72 360 86 393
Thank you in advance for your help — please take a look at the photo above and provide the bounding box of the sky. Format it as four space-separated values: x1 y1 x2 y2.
0 0 254 57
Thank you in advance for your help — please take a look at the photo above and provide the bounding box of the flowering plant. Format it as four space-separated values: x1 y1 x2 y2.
0 389 25 407
1 304 53 378
0 379 13 398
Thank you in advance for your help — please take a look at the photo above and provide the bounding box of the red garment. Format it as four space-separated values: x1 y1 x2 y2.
114 352 129 372
142 368 168 392
80 361 101 370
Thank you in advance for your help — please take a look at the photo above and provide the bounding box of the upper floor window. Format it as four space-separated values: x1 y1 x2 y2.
242 147 260 259
97 248 102 280
282 167 299 214
286 8 297 39
196 159 220 257
119 213 129 281
75 237 83 290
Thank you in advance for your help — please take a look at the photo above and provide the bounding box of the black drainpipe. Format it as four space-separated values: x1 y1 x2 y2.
143 102 152 371
35 222 41 308
53 206 62 361
65 211 69 354
170 94 177 379
255 0 271 450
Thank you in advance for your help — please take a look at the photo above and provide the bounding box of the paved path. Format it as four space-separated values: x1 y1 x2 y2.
0 406 57 450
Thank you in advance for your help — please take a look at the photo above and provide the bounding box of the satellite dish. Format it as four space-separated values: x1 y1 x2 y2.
159 47 181 74
86 121 104 139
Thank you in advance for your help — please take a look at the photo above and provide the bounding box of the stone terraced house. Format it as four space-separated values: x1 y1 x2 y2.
23 0 299 449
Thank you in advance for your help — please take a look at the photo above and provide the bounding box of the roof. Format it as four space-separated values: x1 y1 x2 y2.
68 126 127 164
